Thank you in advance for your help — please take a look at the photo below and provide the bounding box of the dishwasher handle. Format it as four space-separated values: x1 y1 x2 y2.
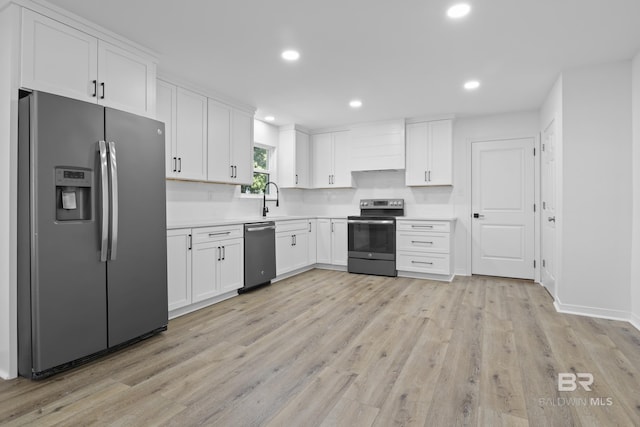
246 225 276 232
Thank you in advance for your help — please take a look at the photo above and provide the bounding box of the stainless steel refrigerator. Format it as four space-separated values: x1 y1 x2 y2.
18 91 168 379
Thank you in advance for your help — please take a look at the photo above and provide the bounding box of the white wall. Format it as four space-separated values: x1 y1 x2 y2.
631 52 640 328
0 3 20 380
297 111 540 275
559 61 632 319
451 111 540 275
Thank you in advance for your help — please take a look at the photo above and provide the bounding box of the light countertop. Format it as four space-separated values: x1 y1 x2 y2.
167 215 456 230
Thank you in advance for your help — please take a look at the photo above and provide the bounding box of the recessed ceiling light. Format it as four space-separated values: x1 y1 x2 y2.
464 80 480 90
447 3 471 19
264 116 275 122
349 99 363 108
281 50 300 61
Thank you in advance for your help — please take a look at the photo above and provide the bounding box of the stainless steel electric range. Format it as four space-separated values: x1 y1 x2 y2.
347 199 404 277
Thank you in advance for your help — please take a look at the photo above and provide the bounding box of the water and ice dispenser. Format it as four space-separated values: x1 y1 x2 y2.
55 167 92 221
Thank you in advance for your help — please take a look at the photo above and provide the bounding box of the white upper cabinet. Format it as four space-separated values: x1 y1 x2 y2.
405 119 453 186
21 9 97 103
231 109 254 185
175 87 208 181
349 120 405 171
97 40 156 116
157 80 177 177
311 131 352 188
207 99 254 185
21 9 156 117
278 127 311 188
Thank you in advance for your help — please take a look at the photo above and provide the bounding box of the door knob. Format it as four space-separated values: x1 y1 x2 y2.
473 213 485 219
548 216 556 222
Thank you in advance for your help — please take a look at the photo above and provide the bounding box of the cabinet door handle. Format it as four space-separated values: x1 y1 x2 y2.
428 170 431 182
294 235 297 246
92 80 98 97
308 222 312 232
188 234 192 250
295 174 298 185
208 231 231 237
548 216 556 222
172 157 177 172
411 224 434 229
217 246 221 261
331 222 334 233
100 82 105 100
222 245 225 260
178 157 182 173
412 241 434 245
412 260 434 265
425 171 428 182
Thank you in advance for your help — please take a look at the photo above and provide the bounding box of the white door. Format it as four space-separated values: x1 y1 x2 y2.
176 88 208 181
97 40 156 117
307 219 317 264
296 131 310 188
157 80 177 177
472 138 535 279
276 233 294 275
331 219 349 266
316 219 332 264
332 131 352 187
21 10 98 103
166 229 192 311
292 232 310 270
231 109 254 185
311 133 333 188
207 99 231 182
219 239 244 293
428 120 453 185
541 122 557 296
191 242 220 302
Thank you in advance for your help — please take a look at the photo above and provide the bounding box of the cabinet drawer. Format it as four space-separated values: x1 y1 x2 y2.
193 225 243 244
397 252 450 275
397 220 450 233
396 231 450 253
276 219 309 233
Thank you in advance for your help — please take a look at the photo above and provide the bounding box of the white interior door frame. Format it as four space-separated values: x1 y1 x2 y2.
464 135 540 281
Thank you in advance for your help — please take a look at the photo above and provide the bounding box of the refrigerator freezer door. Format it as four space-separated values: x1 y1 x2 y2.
104 108 168 347
19 91 108 375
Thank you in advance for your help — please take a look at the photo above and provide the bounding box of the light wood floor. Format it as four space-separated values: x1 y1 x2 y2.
2 270 640 426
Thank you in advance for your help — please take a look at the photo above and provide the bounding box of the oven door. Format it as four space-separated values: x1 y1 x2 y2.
347 217 396 260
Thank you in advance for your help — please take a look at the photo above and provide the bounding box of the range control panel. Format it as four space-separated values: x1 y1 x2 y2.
359 199 404 209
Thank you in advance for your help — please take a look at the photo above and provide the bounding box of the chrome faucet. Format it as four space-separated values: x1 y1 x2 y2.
262 181 280 217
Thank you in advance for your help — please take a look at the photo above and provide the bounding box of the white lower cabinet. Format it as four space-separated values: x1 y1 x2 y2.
276 220 310 275
307 219 317 264
167 225 243 316
396 219 454 280
316 218 348 266
166 229 192 311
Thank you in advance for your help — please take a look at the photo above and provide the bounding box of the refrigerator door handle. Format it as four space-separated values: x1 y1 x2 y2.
108 141 119 260
98 141 109 262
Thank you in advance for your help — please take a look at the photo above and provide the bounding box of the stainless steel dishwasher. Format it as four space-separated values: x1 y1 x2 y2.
241 221 276 292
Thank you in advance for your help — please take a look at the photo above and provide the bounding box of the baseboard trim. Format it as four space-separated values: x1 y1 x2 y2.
554 298 633 324
397 271 454 282
273 266 314 283
631 311 640 331
168 291 238 320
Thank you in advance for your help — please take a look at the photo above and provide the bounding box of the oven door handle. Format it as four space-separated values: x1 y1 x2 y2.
347 219 395 225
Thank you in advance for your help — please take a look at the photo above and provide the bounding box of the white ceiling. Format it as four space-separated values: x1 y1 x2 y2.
41 0 640 129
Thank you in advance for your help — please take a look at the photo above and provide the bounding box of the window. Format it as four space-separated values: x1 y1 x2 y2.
241 145 273 195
